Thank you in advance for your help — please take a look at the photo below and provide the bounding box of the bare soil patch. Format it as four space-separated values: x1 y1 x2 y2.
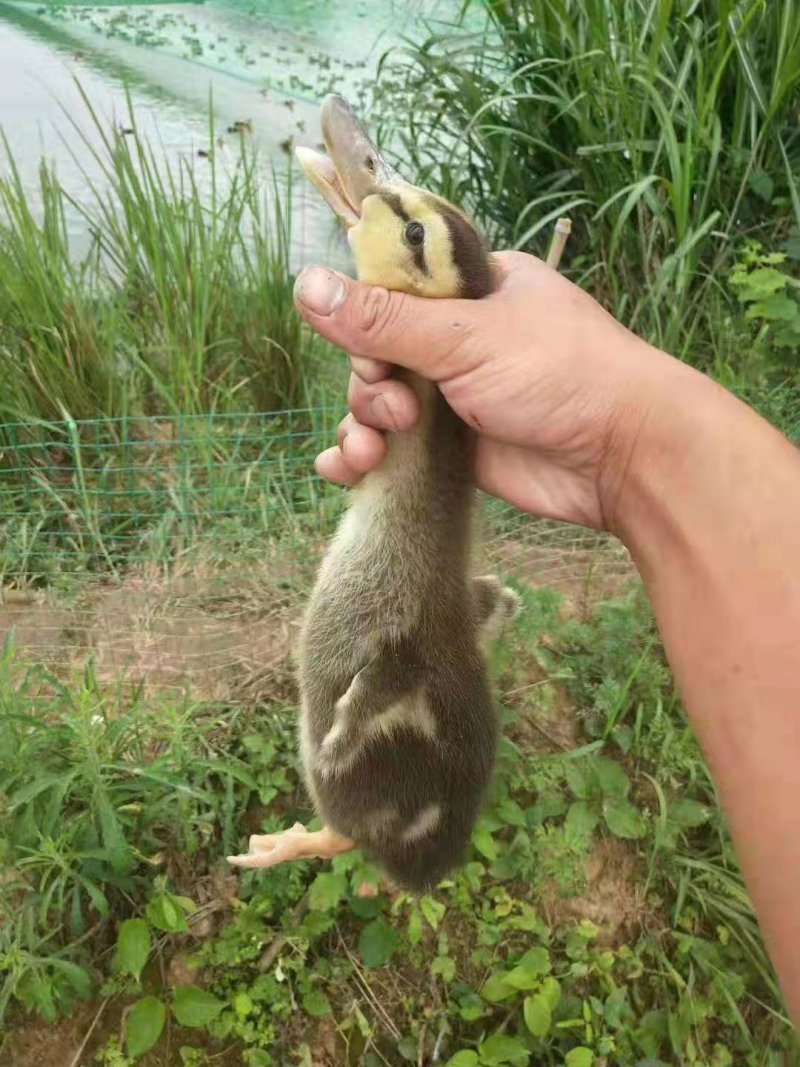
541 836 653 947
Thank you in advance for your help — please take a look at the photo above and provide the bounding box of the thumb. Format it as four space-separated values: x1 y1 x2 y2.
293 265 480 381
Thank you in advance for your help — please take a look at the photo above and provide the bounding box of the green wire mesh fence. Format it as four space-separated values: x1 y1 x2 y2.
0 411 634 702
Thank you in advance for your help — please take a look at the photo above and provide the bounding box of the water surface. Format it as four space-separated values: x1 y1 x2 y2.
0 0 470 266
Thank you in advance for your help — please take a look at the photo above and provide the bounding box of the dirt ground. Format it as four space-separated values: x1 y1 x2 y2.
1 526 640 1066
0 526 634 706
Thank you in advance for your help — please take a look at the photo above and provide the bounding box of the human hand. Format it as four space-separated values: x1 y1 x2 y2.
293 251 694 531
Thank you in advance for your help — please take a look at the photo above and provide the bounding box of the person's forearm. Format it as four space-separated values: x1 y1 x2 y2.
616 366 800 1019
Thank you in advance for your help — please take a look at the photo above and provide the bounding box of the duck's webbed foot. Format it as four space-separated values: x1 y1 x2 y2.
472 575 521 646
227 822 354 869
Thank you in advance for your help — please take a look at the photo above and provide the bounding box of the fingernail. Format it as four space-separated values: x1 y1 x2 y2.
370 394 397 431
294 266 346 316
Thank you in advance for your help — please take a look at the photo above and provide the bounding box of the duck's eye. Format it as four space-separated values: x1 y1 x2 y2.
405 221 425 246
365 156 375 172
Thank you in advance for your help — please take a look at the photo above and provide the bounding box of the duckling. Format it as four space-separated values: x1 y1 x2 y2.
227 95 519 893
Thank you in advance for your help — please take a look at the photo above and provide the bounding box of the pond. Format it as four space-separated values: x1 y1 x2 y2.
0 0 473 267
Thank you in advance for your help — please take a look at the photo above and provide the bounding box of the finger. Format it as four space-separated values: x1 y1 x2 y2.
350 355 392 383
293 264 491 380
314 446 361 486
347 375 419 432
334 414 387 472
336 412 356 448
341 422 387 473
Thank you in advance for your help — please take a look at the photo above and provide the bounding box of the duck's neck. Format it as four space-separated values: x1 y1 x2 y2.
352 371 476 568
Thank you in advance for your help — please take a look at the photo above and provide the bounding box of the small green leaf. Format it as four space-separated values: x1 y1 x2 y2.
358 918 398 968
478 1033 530 1065
445 1053 479 1067
162 897 178 928
746 295 799 322
524 993 552 1037
539 976 561 1010
496 798 526 826
603 797 646 839
749 169 774 202
457 991 486 1021
126 996 166 1058
593 756 630 798
349 892 383 919
432 955 456 982
50 959 92 1000
564 761 592 800
309 871 347 912
669 798 711 829
171 895 197 916
397 1035 419 1061
737 267 787 299
577 919 600 941
116 919 150 982
303 990 332 1017
408 905 423 946
171 986 224 1028
420 896 446 930
472 826 498 861
234 992 253 1017
147 894 189 933
509 949 550 988
480 973 516 1002
566 801 600 836
564 1048 594 1067
505 966 542 991
96 789 133 874
519 947 550 974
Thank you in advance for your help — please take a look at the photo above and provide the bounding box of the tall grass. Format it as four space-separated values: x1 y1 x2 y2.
0 87 323 427
376 0 800 360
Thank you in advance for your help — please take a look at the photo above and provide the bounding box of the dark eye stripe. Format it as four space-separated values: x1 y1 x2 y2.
380 191 409 222
378 192 430 276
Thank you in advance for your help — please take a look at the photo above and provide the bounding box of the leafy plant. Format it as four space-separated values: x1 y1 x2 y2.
375 0 800 365
1 590 797 1064
564 755 646 840
729 242 800 378
0 87 332 429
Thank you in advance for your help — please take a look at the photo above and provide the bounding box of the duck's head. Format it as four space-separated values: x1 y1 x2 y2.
296 94 495 300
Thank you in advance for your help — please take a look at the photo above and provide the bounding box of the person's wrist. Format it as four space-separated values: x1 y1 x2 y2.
595 347 716 543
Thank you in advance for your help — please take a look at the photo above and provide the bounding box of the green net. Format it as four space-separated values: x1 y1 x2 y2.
0 411 633 701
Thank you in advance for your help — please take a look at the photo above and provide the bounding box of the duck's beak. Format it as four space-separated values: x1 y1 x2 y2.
296 94 403 228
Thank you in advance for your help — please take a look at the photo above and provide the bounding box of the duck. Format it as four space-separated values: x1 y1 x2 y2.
226 118 253 134
228 94 519 893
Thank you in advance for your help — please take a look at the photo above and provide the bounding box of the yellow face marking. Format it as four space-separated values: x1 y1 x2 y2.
347 186 463 298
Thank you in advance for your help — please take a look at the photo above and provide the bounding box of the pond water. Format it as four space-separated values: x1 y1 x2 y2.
0 0 472 267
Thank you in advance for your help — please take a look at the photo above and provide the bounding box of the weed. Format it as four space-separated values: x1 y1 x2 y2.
728 240 800 380
374 0 800 364
3 587 797 1065
0 89 334 427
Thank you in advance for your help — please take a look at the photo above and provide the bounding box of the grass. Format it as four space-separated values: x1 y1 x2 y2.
1 583 797 1066
0 409 344 589
1 10 800 1064
0 86 335 429
374 0 800 367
